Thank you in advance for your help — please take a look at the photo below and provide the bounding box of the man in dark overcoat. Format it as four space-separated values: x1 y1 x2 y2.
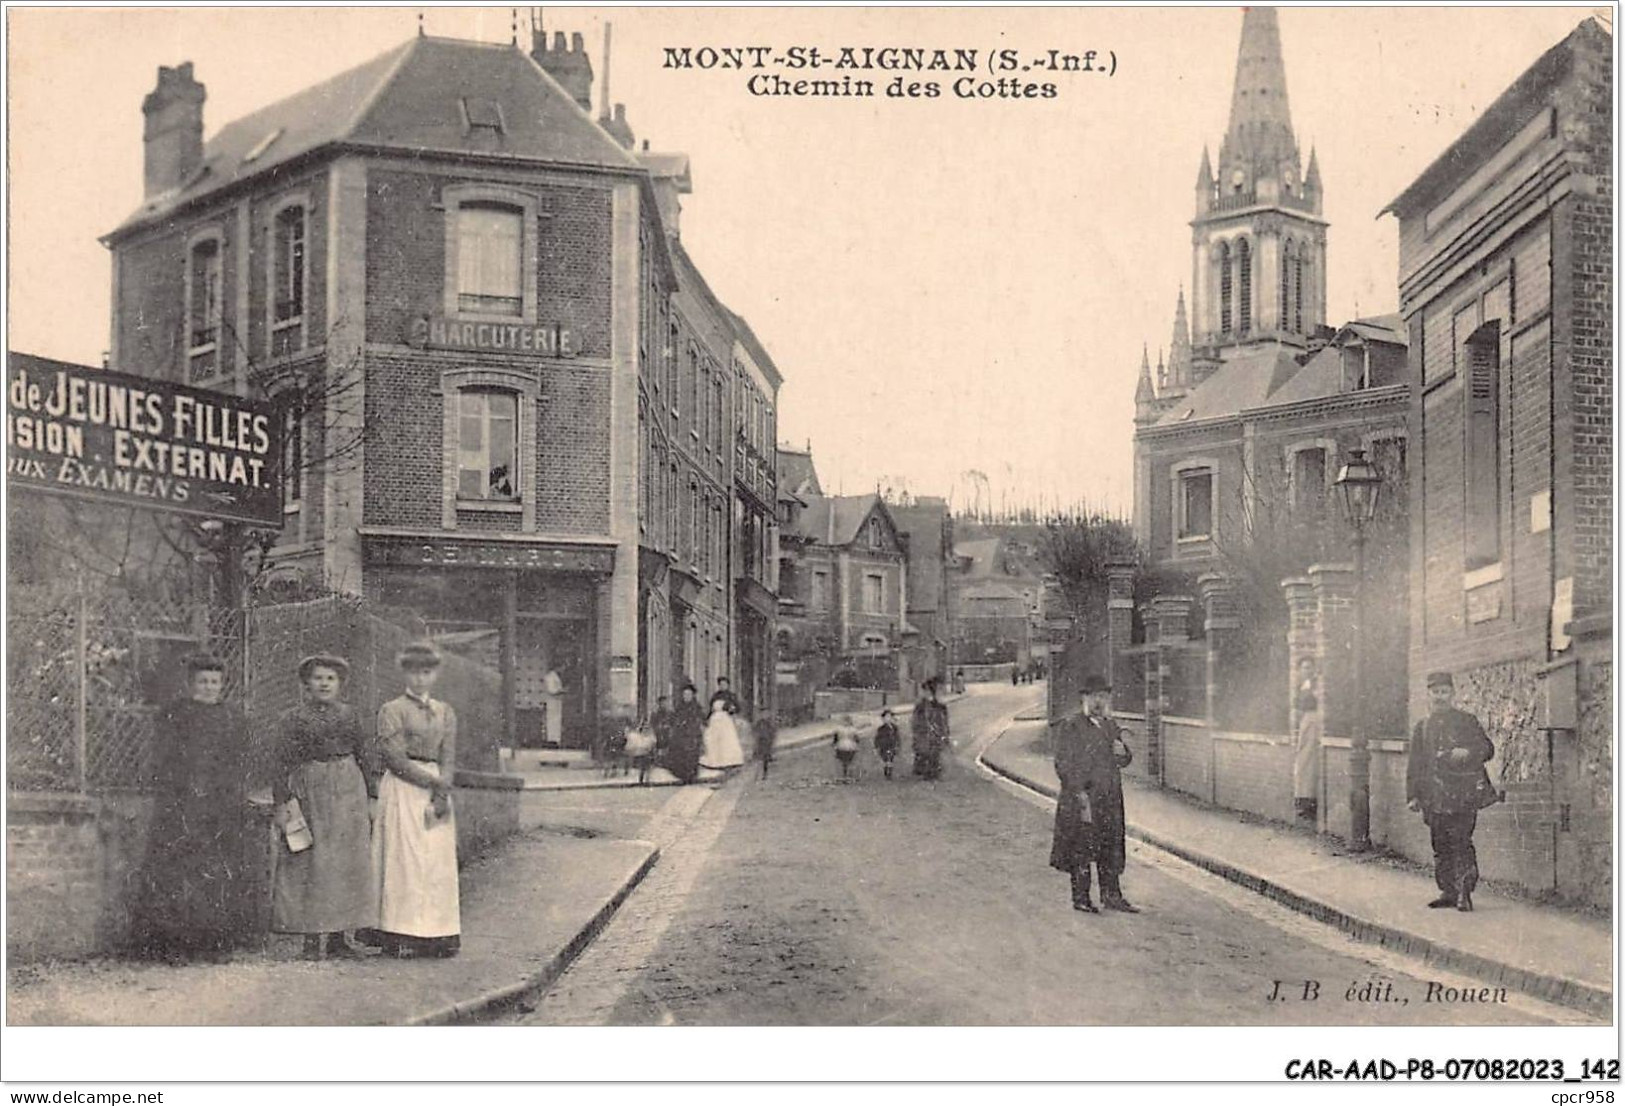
1049 674 1138 913
1407 671 1497 912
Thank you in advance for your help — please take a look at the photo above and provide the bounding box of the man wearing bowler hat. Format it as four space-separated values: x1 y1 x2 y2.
1407 671 1497 912
1050 674 1138 913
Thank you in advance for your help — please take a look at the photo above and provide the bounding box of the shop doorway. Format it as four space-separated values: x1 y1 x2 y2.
514 617 594 749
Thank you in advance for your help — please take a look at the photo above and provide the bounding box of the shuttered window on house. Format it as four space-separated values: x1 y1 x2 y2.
457 204 523 316
1463 321 1501 569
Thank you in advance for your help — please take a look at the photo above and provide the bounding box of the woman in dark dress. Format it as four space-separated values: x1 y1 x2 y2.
665 683 707 784
271 654 378 960
129 654 255 962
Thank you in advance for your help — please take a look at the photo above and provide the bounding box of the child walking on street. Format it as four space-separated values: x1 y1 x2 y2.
874 709 901 779
833 715 861 781
755 713 778 779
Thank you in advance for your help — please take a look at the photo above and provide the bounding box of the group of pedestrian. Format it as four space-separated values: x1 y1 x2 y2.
642 677 751 785
129 643 463 964
1050 668 1500 918
1010 662 1044 686
827 677 952 782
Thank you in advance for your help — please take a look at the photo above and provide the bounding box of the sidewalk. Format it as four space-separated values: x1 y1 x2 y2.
6 807 677 1026
981 719 1613 1019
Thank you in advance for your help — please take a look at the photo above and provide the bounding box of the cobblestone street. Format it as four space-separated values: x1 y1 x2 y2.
513 686 1575 1026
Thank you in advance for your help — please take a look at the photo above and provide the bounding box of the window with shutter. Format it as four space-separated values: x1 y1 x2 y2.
1463 321 1501 569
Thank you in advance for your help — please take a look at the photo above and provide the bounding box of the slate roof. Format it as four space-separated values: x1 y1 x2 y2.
108 35 642 241
1154 343 1306 427
953 538 1004 578
777 448 822 499
1258 317 1407 409
789 494 888 547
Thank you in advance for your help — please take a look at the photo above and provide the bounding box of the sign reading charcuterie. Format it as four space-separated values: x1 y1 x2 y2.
408 315 576 357
6 357 282 526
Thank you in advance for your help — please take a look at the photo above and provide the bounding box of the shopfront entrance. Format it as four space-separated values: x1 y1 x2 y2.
363 535 615 753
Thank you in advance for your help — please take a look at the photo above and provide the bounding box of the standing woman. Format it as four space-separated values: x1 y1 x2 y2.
130 654 255 962
666 683 706 784
372 643 461 958
1292 658 1322 825
271 654 376 960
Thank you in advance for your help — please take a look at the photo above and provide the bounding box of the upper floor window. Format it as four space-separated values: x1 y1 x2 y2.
443 186 540 323
811 569 830 611
457 204 523 317
868 518 883 548
458 388 518 500
186 235 223 381
271 203 307 358
863 573 885 614
1177 468 1214 540
1291 447 1328 519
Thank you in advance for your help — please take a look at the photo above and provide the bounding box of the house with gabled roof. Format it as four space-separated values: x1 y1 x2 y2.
776 490 913 685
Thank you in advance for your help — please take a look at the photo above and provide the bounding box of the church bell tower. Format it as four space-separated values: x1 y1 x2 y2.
1189 7 1327 360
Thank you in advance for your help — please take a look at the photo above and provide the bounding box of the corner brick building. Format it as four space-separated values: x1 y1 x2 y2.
1383 18 1613 906
102 24 784 748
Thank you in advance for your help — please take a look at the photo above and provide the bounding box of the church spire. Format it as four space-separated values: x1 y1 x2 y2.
1216 6 1300 198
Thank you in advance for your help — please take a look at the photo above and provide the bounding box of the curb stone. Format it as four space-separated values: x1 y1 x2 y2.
977 749 1612 1019
408 777 727 1026
407 845 662 1026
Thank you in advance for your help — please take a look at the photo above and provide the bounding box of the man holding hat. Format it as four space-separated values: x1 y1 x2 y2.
1050 674 1138 913
1407 671 1497 912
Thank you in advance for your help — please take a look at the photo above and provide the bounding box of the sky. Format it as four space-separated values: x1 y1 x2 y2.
6 4 1602 516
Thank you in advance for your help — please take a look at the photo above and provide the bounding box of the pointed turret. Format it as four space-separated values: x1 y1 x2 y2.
1134 344 1158 424
1303 145 1323 213
1168 288 1192 389
1215 7 1301 200
1195 146 1215 215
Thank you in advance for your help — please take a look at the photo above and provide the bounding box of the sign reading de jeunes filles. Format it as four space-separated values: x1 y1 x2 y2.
6 360 282 526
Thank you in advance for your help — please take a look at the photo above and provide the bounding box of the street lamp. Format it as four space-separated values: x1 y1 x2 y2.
1334 447 1383 851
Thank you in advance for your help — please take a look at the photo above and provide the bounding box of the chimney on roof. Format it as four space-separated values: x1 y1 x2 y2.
531 26 594 112
141 62 206 198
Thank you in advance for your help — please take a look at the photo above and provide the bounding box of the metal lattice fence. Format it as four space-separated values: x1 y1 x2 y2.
7 581 245 792
9 578 509 794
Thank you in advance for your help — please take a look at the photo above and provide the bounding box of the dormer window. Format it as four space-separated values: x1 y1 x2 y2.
460 97 506 135
243 128 283 164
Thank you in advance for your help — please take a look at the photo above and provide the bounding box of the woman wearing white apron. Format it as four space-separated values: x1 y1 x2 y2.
373 642 461 958
700 699 746 774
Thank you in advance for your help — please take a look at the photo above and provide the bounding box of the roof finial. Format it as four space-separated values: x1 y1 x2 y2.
417 10 425 37
511 8 518 46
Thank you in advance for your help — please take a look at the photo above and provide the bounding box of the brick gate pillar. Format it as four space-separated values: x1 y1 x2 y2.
1307 564 1356 740
1198 573 1240 730
1106 559 1138 707
1282 576 1317 737
1147 595 1195 783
